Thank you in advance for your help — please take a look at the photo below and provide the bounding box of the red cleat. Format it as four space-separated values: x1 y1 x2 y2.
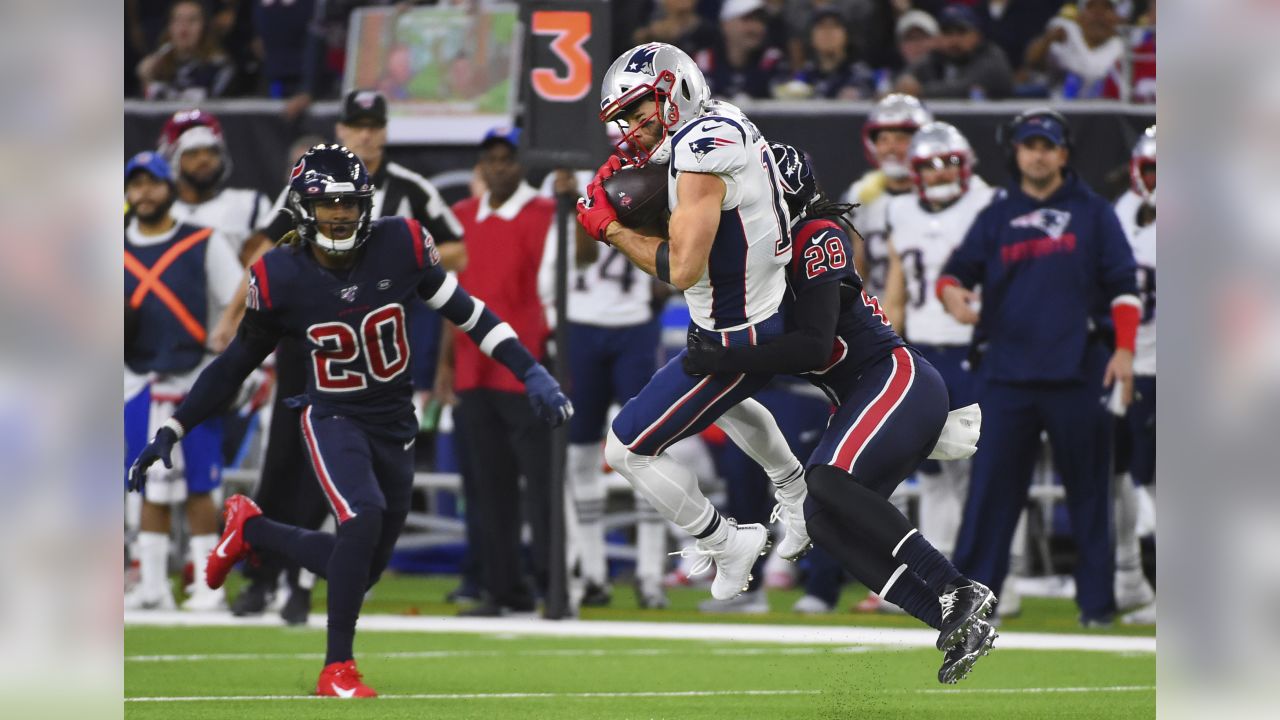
316 660 378 698
205 495 262 590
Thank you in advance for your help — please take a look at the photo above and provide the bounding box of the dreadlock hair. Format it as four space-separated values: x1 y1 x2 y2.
800 189 864 246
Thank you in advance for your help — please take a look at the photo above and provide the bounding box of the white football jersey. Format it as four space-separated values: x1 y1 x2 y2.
844 170 914 298
1115 190 1156 376
667 100 791 331
539 170 653 327
171 186 271 259
887 178 994 346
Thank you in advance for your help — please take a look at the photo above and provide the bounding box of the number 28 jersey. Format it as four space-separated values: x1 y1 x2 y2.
790 217 904 404
245 217 442 435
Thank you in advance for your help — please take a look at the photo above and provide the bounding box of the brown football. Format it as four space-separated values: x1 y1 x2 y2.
602 163 669 231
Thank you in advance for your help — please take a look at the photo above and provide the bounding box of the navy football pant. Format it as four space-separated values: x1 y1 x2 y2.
567 319 662 444
1116 375 1156 486
953 345 1117 620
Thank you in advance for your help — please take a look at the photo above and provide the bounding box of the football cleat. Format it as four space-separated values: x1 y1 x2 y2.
1121 601 1156 626
181 587 226 612
698 589 769 614
281 587 312 626
1115 568 1156 611
316 660 377 698
938 618 997 684
581 581 613 608
936 580 997 651
123 585 176 611
792 594 834 614
205 495 262 590
769 490 813 561
229 581 272 617
671 521 772 601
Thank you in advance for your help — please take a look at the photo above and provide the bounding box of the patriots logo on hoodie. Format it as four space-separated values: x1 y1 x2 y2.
1010 208 1072 239
688 135 736 162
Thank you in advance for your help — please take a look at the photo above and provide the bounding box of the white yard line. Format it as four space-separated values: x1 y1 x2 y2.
127 646 882 663
125 610 1157 654
125 689 822 703
916 685 1156 695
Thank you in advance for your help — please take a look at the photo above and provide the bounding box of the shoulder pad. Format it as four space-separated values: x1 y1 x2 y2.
672 116 750 175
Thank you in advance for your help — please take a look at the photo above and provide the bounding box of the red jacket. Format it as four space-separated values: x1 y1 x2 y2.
451 184 554 393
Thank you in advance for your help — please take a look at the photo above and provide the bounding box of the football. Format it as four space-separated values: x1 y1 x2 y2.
602 163 669 231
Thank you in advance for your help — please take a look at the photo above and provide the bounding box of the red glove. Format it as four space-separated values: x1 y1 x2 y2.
576 178 618 243
595 154 627 183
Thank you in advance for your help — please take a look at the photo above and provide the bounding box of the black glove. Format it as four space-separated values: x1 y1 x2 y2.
683 331 727 376
128 426 178 494
524 364 574 427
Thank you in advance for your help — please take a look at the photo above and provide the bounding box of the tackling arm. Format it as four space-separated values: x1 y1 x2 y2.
684 281 841 376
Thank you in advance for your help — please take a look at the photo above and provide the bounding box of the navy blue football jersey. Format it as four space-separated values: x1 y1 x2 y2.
789 217 905 402
246 217 444 436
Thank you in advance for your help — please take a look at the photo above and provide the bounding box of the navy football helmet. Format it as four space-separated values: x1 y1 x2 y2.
768 142 816 221
287 144 374 254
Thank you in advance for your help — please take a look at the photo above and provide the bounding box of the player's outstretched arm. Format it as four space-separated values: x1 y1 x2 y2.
127 313 280 492
417 266 573 426
683 281 841 377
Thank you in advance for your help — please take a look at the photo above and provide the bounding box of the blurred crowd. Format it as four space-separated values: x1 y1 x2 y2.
126 0 1156 109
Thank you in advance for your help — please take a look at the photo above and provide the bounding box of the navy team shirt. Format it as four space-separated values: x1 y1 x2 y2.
790 217 905 403
939 171 1137 384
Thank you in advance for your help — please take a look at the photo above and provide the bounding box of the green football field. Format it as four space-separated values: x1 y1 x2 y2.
125 575 1156 719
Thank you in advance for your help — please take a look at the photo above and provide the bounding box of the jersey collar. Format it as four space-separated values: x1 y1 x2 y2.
477 181 538 223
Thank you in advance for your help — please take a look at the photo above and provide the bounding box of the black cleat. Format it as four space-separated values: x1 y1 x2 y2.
280 587 311 626
229 581 272 617
936 580 997 651
938 618 997 684
580 581 613 607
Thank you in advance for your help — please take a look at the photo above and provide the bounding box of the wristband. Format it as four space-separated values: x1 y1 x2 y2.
161 417 186 440
655 241 671 285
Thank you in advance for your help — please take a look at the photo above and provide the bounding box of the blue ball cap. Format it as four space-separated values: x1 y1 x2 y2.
1012 114 1067 147
939 4 980 31
125 151 173 184
480 126 521 150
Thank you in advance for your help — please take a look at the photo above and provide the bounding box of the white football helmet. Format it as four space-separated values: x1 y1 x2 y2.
1130 125 1156 206
907 121 975 205
599 43 710 166
862 93 933 179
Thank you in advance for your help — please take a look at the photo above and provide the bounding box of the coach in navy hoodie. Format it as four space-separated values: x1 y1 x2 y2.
936 110 1139 626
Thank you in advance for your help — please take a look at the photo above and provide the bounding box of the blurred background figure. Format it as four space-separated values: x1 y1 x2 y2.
137 0 236 101
1022 0 1127 100
693 0 788 100
896 4 1013 100
773 8 875 100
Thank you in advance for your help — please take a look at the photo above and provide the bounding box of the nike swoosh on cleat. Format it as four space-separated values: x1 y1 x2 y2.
333 684 357 698
215 531 236 559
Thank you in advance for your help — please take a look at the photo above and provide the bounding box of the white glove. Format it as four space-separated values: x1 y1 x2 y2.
928 404 981 460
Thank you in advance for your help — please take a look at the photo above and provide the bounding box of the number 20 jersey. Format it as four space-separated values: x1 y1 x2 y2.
667 100 792 332
246 217 441 434
790 217 904 404
886 180 994 346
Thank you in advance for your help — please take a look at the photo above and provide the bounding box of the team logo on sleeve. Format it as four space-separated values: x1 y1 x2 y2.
688 135 736 163
1010 208 1072 239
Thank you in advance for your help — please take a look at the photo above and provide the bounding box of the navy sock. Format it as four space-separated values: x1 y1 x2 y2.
323 510 382 665
894 532 964 595
243 516 335 578
881 568 943 630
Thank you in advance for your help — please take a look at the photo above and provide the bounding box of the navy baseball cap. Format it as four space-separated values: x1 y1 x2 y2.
1012 114 1068 146
480 126 521 150
125 151 173 184
939 4 980 31
341 89 388 126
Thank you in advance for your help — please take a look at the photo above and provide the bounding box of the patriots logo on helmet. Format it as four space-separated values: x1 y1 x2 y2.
625 43 663 76
688 136 736 162
1010 208 1072 239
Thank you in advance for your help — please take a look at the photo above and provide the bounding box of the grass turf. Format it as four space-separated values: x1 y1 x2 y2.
125 627 1154 719
128 574 1155 718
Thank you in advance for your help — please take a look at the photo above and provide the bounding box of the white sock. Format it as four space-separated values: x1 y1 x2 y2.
605 428 715 537
568 443 608 584
634 495 668 582
135 531 170 597
188 534 219 594
918 462 967 558
716 399 806 501
1114 473 1143 573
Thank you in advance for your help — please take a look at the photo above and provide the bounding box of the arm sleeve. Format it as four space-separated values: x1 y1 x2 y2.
710 281 841 375
1097 202 1141 351
417 263 538 380
672 117 751 210
204 230 245 308
171 310 280 432
937 208 989 295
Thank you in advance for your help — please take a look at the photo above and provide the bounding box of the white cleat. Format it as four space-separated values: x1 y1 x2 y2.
699 589 769 614
124 585 177 611
792 594 834 614
181 588 227 612
1121 601 1156 625
1115 569 1155 611
769 489 812 561
671 521 772 601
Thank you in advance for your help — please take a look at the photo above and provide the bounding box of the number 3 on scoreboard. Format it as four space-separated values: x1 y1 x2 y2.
531 11 592 102
308 304 410 392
